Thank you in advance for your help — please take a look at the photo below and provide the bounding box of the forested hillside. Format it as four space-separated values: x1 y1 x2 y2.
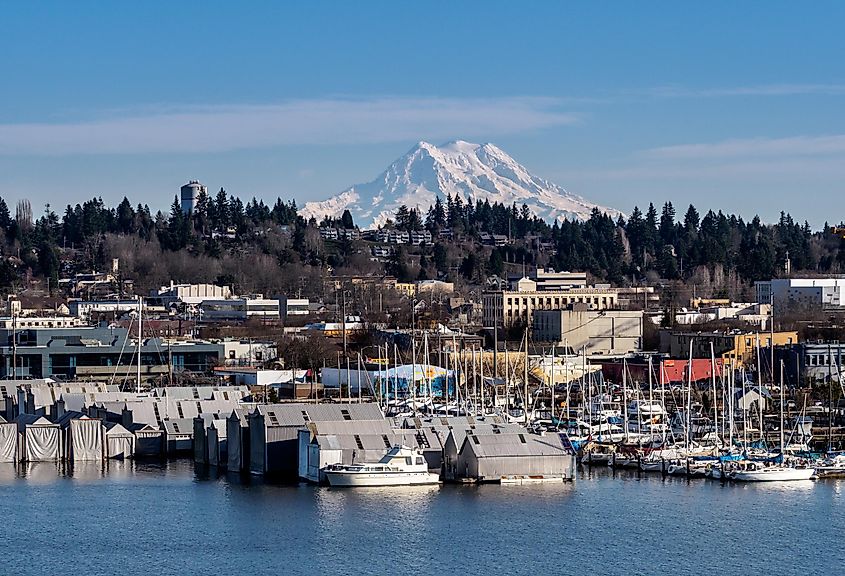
2 189 842 301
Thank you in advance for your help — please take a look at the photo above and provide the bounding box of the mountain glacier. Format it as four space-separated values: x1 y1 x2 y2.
301 140 621 229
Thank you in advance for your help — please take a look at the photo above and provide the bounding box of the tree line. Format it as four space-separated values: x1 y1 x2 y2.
1 189 843 299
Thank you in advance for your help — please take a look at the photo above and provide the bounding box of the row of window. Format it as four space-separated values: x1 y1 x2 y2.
505 296 613 307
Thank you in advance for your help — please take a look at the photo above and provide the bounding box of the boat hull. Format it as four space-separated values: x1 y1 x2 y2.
732 468 815 482
325 471 441 487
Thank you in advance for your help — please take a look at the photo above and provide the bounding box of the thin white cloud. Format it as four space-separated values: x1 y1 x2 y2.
0 97 577 156
644 83 845 98
643 134 845 160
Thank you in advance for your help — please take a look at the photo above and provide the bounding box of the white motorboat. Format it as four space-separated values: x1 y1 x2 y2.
324 445 440 487
730 461 815 482
816 453 845 478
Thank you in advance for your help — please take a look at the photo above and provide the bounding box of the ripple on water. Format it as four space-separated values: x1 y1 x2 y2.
0 463 842 576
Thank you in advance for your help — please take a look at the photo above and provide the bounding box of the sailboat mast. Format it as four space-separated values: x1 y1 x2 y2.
741 367 748 448
393 344 399 408
660 361 666 444
523 329 529 424
478 346 484 416
136 295 142 394
686 340 693 452
710 342 718 444
551 345 556 422
648 355 654 439
779 360 785 453
622 357 629 442
756 333 763 440
728 360 734 447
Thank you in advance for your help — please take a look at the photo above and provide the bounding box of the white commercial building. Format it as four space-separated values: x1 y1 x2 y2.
755 277 845 312
199 297 280 322
533 307 643 355
153 282 233 306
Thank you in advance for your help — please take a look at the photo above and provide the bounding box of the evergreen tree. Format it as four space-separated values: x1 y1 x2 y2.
116 197 136 234
659 201 676 248
214 188 229 230
395 205 410 231
0 196 11 232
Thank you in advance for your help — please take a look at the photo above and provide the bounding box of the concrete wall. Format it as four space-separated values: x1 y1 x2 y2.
533 308 643 355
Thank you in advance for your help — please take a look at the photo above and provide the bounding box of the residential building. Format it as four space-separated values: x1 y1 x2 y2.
480 232 508 246
533 306 644 355
409 230 432 245
394 283 417 298
339 228 360 240
374 229 431 245
319 227 339 240
59 269 133 299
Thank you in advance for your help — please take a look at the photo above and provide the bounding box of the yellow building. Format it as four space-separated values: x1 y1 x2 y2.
394 282 417 298
662 330 798 367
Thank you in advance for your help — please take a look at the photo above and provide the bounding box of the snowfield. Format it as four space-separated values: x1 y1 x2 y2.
301 140 622 229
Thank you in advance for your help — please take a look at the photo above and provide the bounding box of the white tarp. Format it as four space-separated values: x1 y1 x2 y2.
105 424 135 459
69 418 103 461
0 422 17 462
25 425 60 462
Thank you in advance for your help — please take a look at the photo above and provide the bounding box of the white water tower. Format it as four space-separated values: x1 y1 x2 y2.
180 180 207 214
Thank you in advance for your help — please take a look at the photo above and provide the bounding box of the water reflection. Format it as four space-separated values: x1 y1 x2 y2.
0 459 842 576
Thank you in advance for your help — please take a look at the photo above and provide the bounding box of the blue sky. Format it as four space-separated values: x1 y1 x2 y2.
1 2 844 225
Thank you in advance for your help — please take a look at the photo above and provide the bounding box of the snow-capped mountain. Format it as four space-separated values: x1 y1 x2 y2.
301 140 621 229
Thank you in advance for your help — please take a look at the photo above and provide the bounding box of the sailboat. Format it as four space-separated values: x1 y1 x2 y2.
731 360 815 482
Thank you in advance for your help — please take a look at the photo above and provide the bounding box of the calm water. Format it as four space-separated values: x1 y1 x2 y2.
2 461 843 576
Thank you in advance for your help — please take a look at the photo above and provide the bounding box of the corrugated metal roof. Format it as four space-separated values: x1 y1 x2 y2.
162 418 195 435
461 432 568 458
322 433 395 451
395 428 443 450
443 423 527 448
152 386 249 401
307 419 393 436
253 403 385 427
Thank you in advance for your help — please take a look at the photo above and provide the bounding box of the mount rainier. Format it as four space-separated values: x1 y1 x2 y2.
301 140 621 229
